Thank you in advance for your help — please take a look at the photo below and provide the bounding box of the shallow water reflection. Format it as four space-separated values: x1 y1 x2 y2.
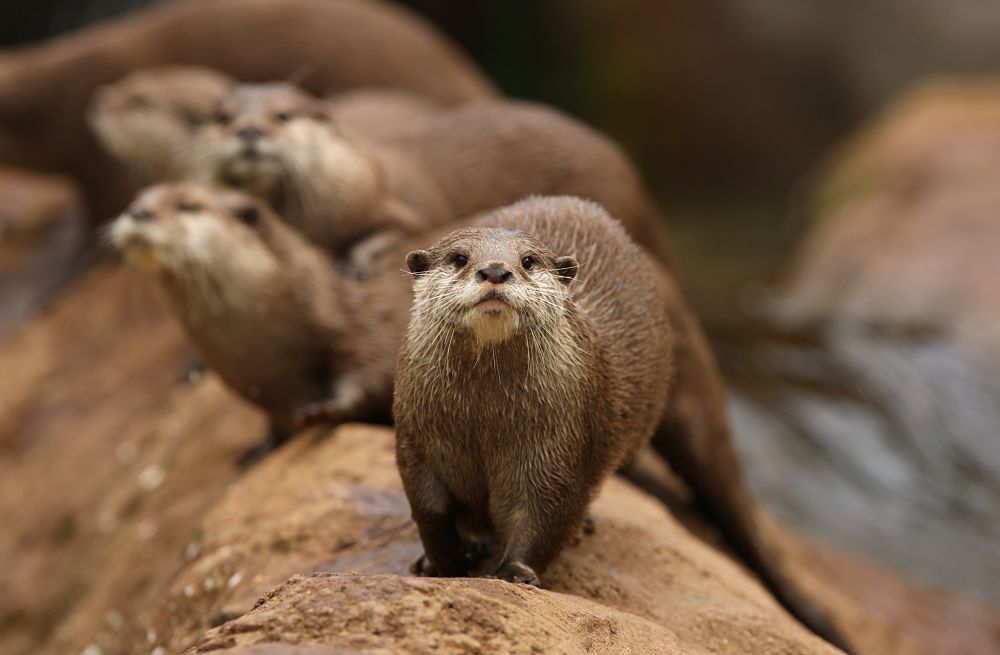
717 323 1000 601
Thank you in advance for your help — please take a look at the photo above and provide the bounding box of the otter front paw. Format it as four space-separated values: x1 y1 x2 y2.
293 400 344 429
493 560 540 586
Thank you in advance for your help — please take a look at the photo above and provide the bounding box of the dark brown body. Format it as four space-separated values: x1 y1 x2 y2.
110 183 408 445
387 101 671 263
0 0 496 220
393 196 848 651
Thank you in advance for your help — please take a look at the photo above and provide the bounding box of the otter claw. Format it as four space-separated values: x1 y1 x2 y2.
493 560 540 586
410 554 437 577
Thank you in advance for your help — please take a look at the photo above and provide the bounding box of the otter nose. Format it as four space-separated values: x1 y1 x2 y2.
237 125 263 142
129 208 153 222
476 265 513 284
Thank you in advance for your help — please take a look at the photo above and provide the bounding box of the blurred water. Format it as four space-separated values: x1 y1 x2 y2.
718 323 1000 601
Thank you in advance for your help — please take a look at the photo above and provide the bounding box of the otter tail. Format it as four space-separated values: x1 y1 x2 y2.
650 306 853 653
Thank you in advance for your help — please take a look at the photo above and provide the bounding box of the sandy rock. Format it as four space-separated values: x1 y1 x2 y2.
190 573 684 655
0 262 265 655
163 425 837 655
0 166 84 338
777 77 1000 351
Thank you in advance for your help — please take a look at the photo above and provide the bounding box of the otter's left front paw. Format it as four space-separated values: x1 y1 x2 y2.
493 560 540 586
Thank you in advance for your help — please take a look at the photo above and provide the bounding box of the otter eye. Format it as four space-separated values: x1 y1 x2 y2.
234 206 260 227
521 256 535 270
274 111 291 123
177 202 202 213
452 253 468 269
214 111 232 126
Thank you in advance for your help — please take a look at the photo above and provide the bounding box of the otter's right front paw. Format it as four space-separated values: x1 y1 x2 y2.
410 554 437 577
493 560 540 586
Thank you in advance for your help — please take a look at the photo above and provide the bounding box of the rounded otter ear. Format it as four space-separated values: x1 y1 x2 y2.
553 256 578 284
406 250 432 274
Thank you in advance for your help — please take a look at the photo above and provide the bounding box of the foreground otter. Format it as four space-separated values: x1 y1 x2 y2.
109 182 408 458
0 0 496 219
89 67 236 185
189 83 670 264
393 196 849 651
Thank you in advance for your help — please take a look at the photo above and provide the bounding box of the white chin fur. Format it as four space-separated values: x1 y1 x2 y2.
111 216 162 272
463 305 520 345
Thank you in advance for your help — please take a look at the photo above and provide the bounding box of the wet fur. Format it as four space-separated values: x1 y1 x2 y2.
393 196 849 650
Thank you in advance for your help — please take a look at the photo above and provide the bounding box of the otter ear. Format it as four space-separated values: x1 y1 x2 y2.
233 204 260 227
554 256 578 285
406 250 432 274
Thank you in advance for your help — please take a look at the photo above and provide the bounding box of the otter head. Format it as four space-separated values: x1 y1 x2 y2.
406 227 579 346
194 82 341 196
88 67 234 181
110 183 286 291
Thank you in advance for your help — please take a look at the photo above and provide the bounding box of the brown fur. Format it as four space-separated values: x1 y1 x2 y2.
187 84 671 264
109 182 408 448
393 196 849 651
0 0 496 220
189 82 450 257
89 66 236 185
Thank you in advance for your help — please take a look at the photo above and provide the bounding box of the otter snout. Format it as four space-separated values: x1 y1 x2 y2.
476 264 512 285
237 125 264 144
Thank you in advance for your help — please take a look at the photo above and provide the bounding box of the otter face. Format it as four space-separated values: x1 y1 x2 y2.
88 68 233 181
110 183 280 283
193 83 337 195
406 227 579 345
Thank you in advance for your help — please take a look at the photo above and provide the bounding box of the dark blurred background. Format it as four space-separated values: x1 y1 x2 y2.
7 0 1000 315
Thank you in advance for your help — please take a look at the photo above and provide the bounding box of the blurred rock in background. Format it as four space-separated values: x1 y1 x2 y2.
720 78 1000 605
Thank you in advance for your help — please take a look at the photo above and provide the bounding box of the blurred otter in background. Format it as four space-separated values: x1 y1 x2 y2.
88 66 236 185
89 67 442 192
108 182 411 464
186 82 671 267
0 0 497 222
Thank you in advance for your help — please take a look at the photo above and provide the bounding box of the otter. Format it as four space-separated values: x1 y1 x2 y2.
109 182 408 461
393 196 849 651
189 82 449 261
188 83 670 266
89 67 236 185
0 0 496 220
